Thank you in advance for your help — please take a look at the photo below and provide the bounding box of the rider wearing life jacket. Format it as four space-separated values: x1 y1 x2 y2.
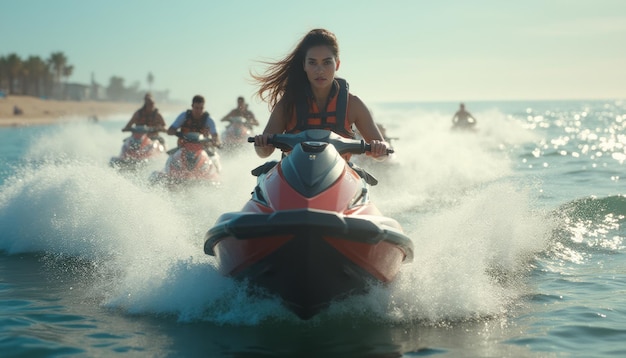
252 29 389 161
281 78 358 161
287 78 354 139
220 96 259 128
122 93 167 144
167 95 220 150
252 30 390 186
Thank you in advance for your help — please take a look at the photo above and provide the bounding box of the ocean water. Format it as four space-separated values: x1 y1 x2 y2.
0 99 625 357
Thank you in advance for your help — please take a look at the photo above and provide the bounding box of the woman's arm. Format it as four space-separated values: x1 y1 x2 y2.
350 95 389 158
254 101 289 158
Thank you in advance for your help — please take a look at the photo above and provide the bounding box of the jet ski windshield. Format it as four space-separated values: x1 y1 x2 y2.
281 142 344 197
301 141 328 153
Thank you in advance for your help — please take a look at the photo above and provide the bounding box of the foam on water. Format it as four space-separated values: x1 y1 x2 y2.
0 109 556 324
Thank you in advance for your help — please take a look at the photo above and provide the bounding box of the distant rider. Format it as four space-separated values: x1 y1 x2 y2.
221 96 259 128
167 94 221 150
451 103 477 129
122 93 167 145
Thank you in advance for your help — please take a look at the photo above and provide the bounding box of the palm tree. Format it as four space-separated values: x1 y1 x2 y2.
23 56 48 97
63 65 73 82
20 57 31 95
48 51 68 99
62 65 74 99
0 55 7 91
5 53 23 95
147 71 154 91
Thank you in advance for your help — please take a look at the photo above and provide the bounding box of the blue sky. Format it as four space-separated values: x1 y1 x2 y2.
2 0 625 113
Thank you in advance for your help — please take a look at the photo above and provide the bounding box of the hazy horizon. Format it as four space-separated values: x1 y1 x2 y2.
3 0 625 116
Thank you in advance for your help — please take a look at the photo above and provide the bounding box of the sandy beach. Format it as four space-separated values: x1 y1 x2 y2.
0 95 177 127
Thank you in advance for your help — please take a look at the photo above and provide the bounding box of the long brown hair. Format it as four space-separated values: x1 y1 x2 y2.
251 29 340 113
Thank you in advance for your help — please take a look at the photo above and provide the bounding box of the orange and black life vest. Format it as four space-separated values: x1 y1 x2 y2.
180 110 209 134
287 78 355 139
135 107 160 127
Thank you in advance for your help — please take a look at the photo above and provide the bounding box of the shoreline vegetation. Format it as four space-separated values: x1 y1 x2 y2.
1 51 174 127
0 95 179 127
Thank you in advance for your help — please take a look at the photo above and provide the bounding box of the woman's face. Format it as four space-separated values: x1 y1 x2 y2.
304 45 339 90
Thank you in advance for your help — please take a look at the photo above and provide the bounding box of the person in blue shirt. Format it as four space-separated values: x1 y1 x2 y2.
167 95 221 147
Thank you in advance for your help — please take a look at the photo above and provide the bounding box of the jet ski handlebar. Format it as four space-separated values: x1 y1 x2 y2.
175 131 213 144
247 129 394 155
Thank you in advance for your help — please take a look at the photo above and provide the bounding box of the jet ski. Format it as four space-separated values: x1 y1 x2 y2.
204 129 413 319
150 132 221 188
221 116 253 151
451 118 478 132
110 125 166 170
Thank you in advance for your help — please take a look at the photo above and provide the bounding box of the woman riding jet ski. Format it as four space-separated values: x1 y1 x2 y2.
204 130 413 319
